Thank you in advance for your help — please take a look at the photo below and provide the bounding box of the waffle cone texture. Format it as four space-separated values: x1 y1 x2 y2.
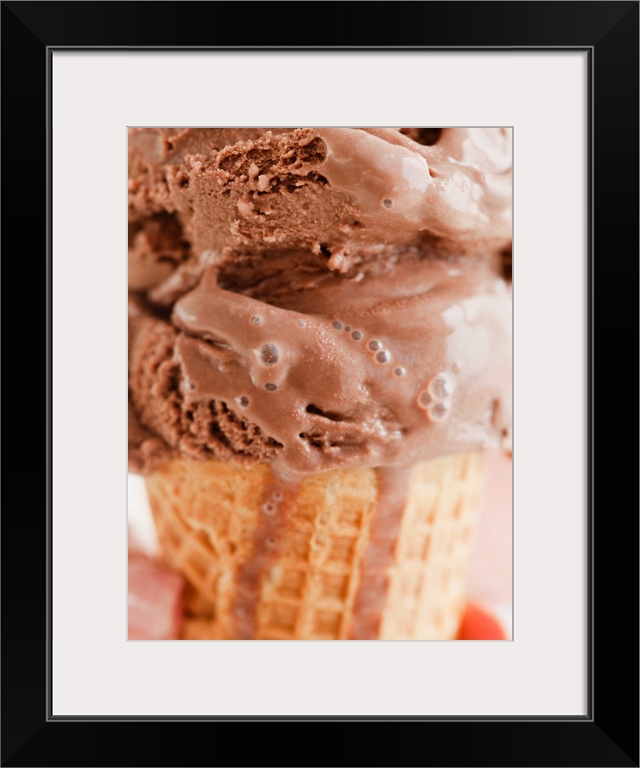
144 452 485 640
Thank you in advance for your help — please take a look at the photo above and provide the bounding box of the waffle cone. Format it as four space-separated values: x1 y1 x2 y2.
144 452 485 640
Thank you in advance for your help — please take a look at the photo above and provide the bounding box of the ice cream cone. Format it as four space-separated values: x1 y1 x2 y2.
145 451 485 640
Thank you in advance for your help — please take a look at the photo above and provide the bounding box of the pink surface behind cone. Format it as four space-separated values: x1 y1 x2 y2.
128 551 185 640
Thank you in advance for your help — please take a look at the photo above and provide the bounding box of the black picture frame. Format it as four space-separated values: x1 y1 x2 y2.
2 2 637 766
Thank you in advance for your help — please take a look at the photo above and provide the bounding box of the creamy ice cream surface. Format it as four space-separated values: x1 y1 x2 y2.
128 127 512 476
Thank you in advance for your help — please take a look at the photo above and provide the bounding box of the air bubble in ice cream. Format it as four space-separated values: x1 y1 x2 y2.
351 330 363 340
429 402 450 421
383 198 393 208
236 396 250 408
376 350 391 364
395 367 406 376
265 383 278 391
333 321 343 330
251 315 263 325
259 343 280 366
369 340 382 351
418 391 432 408
430 376 452 398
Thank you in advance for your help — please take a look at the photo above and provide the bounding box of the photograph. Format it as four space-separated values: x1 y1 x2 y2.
127 126 513 641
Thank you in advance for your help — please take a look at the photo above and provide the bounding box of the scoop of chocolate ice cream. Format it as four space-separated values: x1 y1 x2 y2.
129 295 282 474
129 127 512 294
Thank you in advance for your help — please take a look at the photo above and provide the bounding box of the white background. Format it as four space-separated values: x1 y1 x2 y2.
52 51 587 716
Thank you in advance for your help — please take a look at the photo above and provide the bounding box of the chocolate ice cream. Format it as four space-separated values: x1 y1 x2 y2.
128 127 511 477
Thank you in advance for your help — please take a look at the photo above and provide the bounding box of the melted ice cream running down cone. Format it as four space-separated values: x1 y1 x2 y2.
128 127 512 640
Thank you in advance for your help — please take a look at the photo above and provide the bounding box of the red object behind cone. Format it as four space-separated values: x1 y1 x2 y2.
456 602 507 640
